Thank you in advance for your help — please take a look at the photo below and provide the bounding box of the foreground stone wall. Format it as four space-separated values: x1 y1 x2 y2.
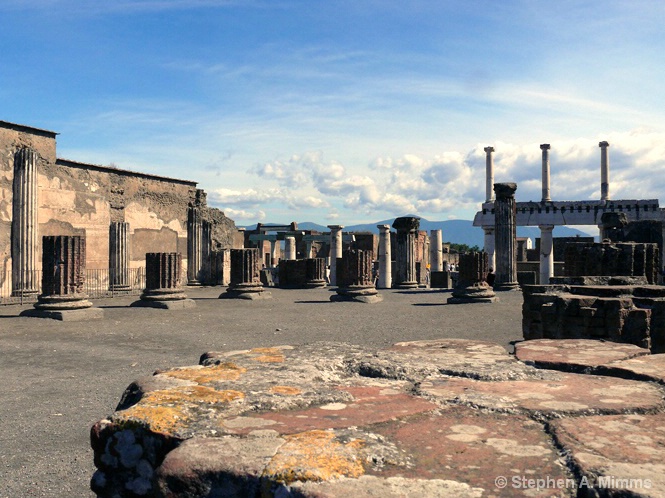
91 339 665 497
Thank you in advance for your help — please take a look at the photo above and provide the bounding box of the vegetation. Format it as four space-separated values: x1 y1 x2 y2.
444 242 481 254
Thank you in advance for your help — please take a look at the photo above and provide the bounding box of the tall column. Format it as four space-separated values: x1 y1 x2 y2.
133 252 195 309
187 206 203 285
447 251 496 304
493 183 520 291
327 225 344 286
430 229 443 272
540 143 551 202
376 224 392 289
201 221 212 284
269 240 279 267
600 141 610 201
483 226 496 270
21 236 104 320
109 222 130 291
539 225 554 285
330 249 382 303
484 146 495 202
285 236 296 260
392 216 420 288
220 248 271 300
11 147 39 297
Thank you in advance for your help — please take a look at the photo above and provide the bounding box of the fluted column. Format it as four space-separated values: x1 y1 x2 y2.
187 206 203 285
539 224 554 285
540 144 551 202
305 258 327 288
430 229 443 272
600 141 610 201
220 248 271 299
327 225 344 286
285 236 296 260
11 147 39 297
201 220 212 284
493 183 520 291
448 251 496 304
484 146 495 202
330 249 382 303
377 224 392 289
392 216 419 288
109 222 130 291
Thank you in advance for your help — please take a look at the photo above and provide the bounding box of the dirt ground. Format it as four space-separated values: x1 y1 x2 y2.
0 286 523 497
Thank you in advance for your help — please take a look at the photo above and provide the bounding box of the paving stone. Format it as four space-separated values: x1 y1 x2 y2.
515 339 650 372
599 354 665 384
551 413 665 497
420 373 664 417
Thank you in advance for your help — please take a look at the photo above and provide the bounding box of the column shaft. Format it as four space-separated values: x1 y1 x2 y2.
430 229 443 272
187 206 203 284
377 225 392 289
327 225 344 286
285 236 296 260
541 144 551 202
37 235 92 309
392 217 420 288
109 222 130 291
539 225 554 285
484 146 495 202
483 227 496 270
493 183 519 291
600 141 610 201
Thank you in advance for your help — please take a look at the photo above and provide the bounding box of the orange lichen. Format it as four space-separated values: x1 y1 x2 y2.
116 403 189 434
263 430 365 484
270 386 303 396
249 347 286 363
162 362 247 383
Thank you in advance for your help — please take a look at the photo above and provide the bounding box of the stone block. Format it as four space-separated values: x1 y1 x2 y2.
20 307 104 321
130 298 196 310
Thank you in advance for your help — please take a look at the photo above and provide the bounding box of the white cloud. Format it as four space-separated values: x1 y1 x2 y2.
223 208 266 222
208 187 282 208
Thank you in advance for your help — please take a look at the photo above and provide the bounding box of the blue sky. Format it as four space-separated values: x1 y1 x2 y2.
2 0 664 227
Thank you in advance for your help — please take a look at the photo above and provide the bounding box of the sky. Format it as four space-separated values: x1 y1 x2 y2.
1 0 664 229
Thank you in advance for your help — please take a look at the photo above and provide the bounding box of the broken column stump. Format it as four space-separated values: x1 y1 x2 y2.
330 249 382 303
219 248 272 300
448 251 497 304
21 235 103 321
305 258 327 288
131 253 196 310
91 339 665 497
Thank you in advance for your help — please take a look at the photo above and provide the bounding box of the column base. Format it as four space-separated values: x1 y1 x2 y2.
109 285 132 292
447 296 498 304
131 298 196 310
220 284 272 300
11 289 39 298
187 281 202 287
20 307 104 321
34 294 93 310
493 282 521 292
395 281 419 289
330 286 383 304
140 289 189 301
304 280 327 288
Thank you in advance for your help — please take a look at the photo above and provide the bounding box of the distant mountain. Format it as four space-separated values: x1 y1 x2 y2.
240 217 595 248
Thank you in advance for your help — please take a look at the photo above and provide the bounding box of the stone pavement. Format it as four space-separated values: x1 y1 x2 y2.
0 286 522 498
92 338 665 497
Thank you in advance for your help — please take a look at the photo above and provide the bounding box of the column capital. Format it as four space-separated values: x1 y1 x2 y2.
484 146 495 153
599 141 610 148
327 225 344 231
482 226 495 233
392 216 420 232
540 143 551 150
377 224 391 232
538 224 555 231
494 182 517 199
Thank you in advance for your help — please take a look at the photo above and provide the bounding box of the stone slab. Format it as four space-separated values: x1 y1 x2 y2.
515 339 650 372
330 293 383 303
20 307 104 321
551 413 665 497
129 298 197 310
219 290 272 300
447 296 498 304
599 354 665 384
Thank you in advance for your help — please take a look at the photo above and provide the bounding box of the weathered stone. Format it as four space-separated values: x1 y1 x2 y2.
132 252 195 309
599 354 665 384
331 249 382 303
220 248 272 300
392 216 419 289
494 182 520 291
552 413 665 496
448 251 497 304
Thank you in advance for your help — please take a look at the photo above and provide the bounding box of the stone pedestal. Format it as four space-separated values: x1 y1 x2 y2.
220 249 271 300
493 183 520 291
187 206 203 285
11 147 39 297
109 222 130 292
285 236 296 260
327 225 344 286
305 258 327 288
447 252 497 304
21 236 103 321
392 216 419 289
133 253 195 309
377 224 392 289
331 249 382 303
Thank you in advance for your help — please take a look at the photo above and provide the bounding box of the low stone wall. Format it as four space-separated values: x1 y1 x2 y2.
91 339 665 497
523 283 665 352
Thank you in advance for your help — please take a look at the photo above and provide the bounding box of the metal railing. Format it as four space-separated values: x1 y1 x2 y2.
1 268 146 306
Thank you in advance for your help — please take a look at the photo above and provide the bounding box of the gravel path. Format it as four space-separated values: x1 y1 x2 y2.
0 286 523 497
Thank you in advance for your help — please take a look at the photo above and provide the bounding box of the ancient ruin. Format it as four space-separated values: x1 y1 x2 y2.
330 249 382 303
392 216 419 289
132 252 195 309
219 248 271 300
448 251 496 304
493 183 520 291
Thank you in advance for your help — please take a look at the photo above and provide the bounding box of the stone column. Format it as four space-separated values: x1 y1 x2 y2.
109 222 130 291
305 258 327 288
330 249 382 303
201 220 212 285
269 240 279 267
305 241 314 259
285 236 297 260
327 225 344 286
376 225 392 289
133 252 195 309
539 224 554 285
220 248 271 300
392 216 420 288
21 236 104 320
540 143 551 202
483 226 496 270
430 229 443 272
484 146 495 202
493 183 520 291
447 251 497 304
11 147 39 297
599 141 610 201
187 206 203 285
